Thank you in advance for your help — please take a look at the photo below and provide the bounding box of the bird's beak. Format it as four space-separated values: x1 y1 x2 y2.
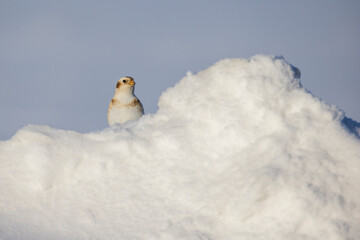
129 79 135 85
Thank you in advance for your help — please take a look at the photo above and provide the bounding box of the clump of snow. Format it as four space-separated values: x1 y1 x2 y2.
0 55 359 240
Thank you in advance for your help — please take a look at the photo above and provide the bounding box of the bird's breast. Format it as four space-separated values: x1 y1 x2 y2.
108 97 143 125
109 98 140 109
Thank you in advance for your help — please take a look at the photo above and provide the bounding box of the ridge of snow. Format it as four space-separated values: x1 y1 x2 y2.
0 55 359 240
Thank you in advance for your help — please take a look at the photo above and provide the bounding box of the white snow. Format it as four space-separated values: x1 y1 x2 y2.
0 55 359 240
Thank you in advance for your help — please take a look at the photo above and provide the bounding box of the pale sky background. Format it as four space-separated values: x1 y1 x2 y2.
0 0 359 140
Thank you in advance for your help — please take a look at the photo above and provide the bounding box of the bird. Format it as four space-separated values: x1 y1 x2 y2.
107 76 144 126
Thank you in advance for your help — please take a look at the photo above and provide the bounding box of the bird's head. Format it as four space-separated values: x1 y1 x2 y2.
115 76 135 93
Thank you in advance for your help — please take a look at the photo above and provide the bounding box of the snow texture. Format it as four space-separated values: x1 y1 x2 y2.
0 55 359 240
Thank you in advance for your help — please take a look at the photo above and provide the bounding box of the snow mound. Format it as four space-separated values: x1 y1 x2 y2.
1 55 359 240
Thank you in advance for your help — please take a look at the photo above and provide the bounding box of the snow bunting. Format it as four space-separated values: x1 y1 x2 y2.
107 76 144 126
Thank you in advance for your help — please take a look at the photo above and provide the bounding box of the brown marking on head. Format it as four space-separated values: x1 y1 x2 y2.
116 82 121 88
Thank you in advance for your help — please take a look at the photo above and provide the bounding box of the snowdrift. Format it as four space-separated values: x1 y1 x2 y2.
0 55 359 240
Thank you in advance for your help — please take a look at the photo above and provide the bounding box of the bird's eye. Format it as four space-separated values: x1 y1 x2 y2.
123 80 127 83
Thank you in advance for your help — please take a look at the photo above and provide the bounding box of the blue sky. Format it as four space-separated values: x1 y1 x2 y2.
1 0 359 140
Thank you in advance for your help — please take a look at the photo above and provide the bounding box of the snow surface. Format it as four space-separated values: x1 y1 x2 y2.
0 55 359 240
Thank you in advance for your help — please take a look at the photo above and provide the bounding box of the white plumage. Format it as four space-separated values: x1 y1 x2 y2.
107 76 144 126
